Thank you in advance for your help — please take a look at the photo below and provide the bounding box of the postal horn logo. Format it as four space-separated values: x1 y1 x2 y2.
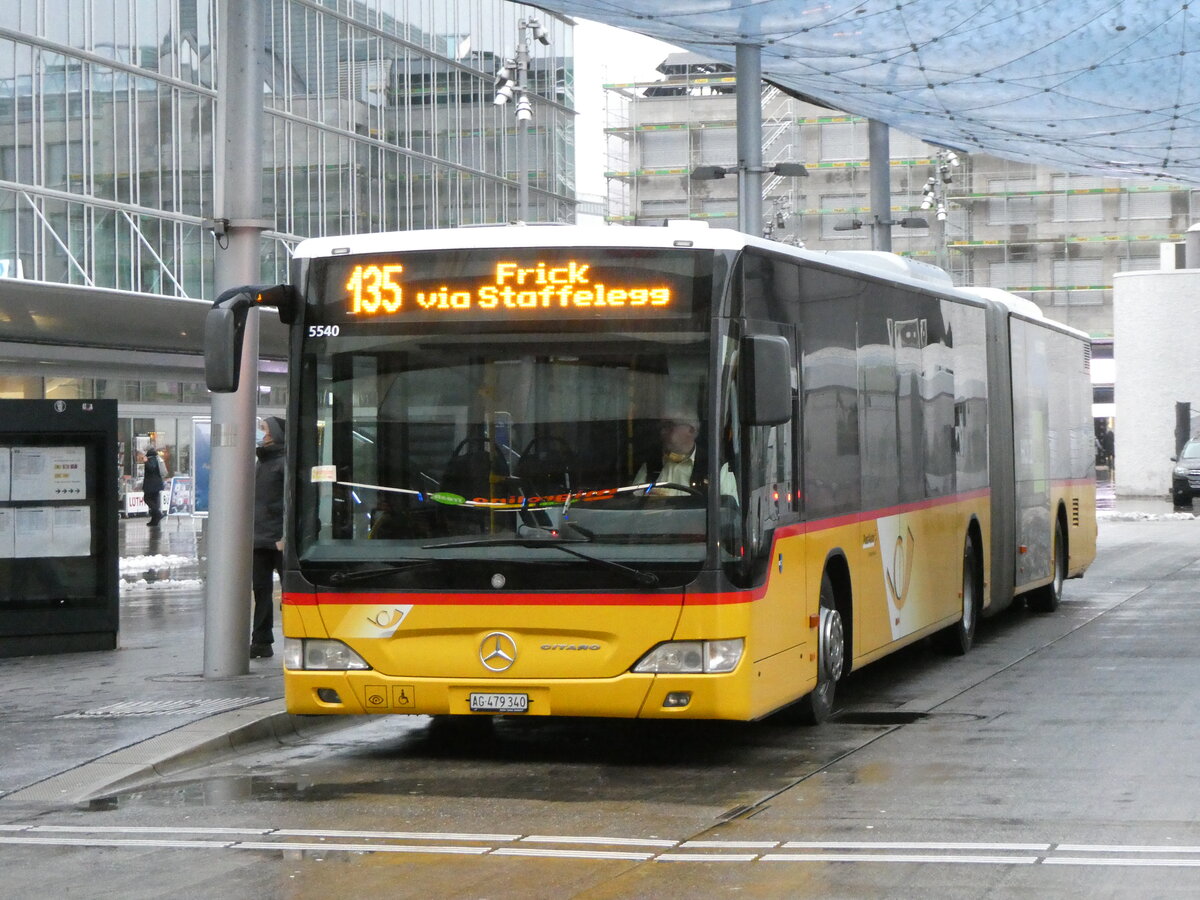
479 631 517 672
886 526 916 610
365 606 412 638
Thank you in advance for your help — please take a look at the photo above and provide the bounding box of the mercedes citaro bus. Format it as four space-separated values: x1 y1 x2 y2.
205 223 1095 723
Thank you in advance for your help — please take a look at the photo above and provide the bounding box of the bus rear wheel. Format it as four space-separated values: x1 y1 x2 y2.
1027 519 1066 613
937 531 981 655
796 572 845 725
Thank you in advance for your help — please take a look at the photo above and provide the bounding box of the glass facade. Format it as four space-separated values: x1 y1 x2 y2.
0 373 286 497
0 0 576 294
0 0 576 496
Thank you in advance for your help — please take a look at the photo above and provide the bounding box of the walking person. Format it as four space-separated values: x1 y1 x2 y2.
251 416 286 659
142 447 166 526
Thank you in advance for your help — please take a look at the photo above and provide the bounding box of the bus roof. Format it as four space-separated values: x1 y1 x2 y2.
291 222 759 258
958 286 1044 318
292 223 959 293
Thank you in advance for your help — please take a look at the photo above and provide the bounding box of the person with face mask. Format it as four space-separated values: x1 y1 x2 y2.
251 416 286 658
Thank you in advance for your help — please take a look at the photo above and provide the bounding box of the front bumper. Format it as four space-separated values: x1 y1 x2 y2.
284 668 755 720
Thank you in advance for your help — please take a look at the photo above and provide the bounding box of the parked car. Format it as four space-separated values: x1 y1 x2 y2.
1171 440 1200 506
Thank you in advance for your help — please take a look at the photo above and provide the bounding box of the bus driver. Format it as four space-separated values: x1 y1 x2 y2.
633 407 738 499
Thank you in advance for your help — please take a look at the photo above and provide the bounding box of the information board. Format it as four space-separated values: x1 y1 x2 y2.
0 399 119 657
11 446 87 501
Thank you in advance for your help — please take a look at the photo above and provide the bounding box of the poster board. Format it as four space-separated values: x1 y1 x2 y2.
0 448 92 556
11 446 87 501
168 476 193 515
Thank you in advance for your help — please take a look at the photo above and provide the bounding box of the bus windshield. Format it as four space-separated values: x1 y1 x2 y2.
296 327 720 589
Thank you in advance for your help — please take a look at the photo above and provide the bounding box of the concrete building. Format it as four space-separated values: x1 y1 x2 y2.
1112 269 1200 498
0 0 576 504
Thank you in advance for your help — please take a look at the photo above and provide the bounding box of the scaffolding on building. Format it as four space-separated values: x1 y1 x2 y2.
603 55 1197 338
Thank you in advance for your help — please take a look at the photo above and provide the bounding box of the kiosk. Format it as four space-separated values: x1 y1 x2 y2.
0 400 119 657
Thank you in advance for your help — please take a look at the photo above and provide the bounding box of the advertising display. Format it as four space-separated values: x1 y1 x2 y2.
192 417 211 516
168 476 193 515
123 489 171 518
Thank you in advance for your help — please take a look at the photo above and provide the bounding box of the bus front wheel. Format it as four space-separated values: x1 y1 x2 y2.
796 572 845 725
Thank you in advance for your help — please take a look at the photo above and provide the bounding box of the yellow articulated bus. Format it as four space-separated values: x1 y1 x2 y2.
206 223 1096 723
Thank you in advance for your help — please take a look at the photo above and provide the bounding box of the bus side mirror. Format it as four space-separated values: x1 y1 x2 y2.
204 283 297 392
204 303 247 392
741 334 792 426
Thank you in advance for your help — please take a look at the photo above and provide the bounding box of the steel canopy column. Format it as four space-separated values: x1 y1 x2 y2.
736 43 763 236
869 119 892 251
204 0 269 677
515 33 531 222
517 119 530 221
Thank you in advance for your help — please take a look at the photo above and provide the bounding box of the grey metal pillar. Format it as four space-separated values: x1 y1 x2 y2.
517 117 530 221
515 35 531 222
204 0 269 677
735 43 763 236
934 214 949 272
1177 402 1191 458
869 120 891 251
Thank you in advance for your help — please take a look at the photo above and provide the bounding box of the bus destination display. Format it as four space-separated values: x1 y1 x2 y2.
324 250 697 322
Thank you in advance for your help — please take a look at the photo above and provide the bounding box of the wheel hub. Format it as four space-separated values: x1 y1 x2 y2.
819 606 845 683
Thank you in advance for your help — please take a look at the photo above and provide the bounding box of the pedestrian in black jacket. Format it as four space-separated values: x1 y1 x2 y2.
143 448 166 526
251 416 286 658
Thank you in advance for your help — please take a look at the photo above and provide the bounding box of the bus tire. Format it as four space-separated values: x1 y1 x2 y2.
796 571 845 725
1027 518 1066 613
936 531 981 656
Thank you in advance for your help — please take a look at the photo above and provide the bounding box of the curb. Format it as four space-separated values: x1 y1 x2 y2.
1 700 348 807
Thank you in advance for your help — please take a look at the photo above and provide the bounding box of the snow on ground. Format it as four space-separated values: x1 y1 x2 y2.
119 553 201 592
1097 509 1197 522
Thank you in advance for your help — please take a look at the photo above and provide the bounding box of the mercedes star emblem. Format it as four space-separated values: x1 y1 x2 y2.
479 631 518 672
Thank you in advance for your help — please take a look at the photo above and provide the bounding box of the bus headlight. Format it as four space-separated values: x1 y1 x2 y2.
632 638 744 674
284 638 372 671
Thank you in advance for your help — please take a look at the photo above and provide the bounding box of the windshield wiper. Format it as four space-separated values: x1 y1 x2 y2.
328 560 445 584
422 537 659 587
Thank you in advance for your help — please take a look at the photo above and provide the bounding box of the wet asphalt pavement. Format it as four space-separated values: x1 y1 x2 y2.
0 486 1186 805
0 514 308 804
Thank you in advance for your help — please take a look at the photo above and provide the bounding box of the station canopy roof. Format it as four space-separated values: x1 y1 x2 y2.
544 1 1200 184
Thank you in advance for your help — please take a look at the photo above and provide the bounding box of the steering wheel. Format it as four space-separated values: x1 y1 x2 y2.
639 481 705 499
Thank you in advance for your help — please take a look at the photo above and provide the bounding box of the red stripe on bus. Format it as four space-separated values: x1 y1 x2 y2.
284 591 688 607
769 486 991 538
